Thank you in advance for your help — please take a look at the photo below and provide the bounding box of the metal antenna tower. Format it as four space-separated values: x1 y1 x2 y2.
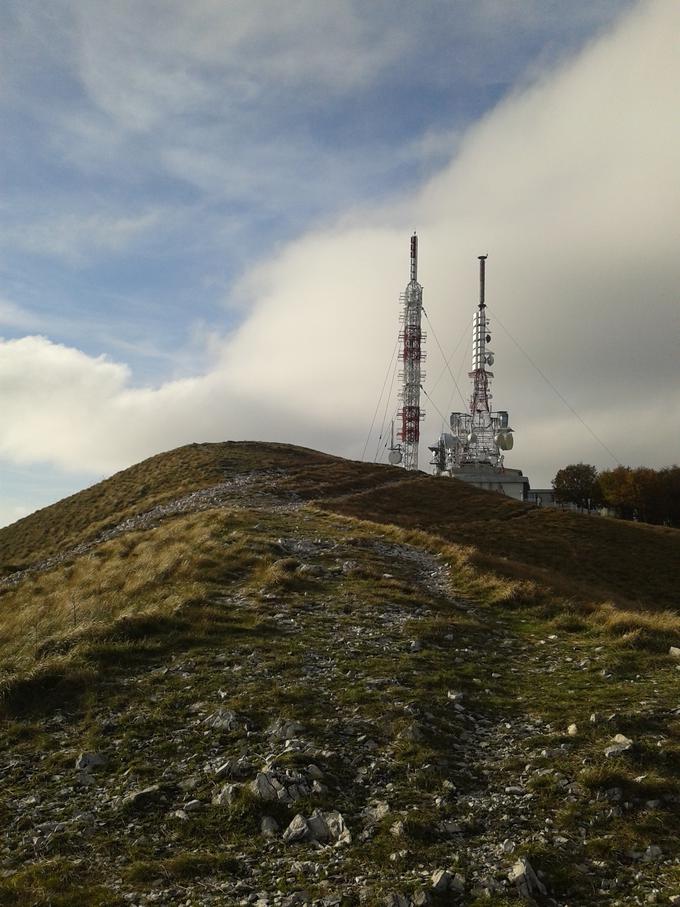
429 254 515 475
396 233 426 470
470 255 492 417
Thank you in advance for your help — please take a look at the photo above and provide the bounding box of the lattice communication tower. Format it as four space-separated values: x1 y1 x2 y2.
429 255 515 474
396 233 426 471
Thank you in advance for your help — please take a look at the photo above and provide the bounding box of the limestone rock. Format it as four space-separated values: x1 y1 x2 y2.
363 800 390 825
283 813 310 844
450 874 466 895
261 815 280 838
604 734 633 757
431 869 453 894
212 783 241 806
267 717 304 740
282 809 351 845
508 857 547 900
122 784 175 811
251 772 279 801
390 820 405 837
203 708 248 732
384 894 409 907
75 752 106 771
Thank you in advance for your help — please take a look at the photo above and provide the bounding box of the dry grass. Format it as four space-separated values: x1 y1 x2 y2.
2 440 679 624
0 506 275 714
589 601 680 651
0 441 340 571
318 470 680 611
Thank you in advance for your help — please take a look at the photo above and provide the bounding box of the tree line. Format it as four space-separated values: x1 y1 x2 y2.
552 462 680 526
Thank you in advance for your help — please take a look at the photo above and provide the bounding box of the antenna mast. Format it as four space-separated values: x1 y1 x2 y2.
397 233 426 470
470 254 491 416
429 254 516 475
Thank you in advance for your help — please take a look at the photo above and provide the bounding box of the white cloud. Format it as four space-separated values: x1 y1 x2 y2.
0 209 163 265
0 299 41 330
71 0 408 132
0 0 678 490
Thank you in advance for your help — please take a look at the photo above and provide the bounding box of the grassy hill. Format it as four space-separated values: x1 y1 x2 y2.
3 441 678 611
0 442 679 906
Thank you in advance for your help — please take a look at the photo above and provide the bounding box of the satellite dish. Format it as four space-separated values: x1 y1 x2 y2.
485 353 494 366
495 430 514 451
388 449 403 465
467 432 477 444
485 334 491 343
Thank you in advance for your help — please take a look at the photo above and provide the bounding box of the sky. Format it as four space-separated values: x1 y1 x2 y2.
1 0 678 527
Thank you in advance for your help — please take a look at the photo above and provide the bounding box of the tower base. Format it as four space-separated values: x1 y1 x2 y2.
434 463 529 501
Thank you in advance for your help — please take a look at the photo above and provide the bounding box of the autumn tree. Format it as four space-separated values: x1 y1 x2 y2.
598 465 638 519
552 463 602 510
599 464 680 525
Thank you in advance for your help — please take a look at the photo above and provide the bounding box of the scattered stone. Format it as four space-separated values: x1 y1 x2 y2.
267 717 304 740
203 708 248 732
384 894 409 907
390 820 405 837
214 756 253 780
212 783 241 806
398 723 424 743
604 734 633 757
450 874 466 895
642 845 662 862
282 809 351 845
447 690 464 703
363 800 390 825
508 858 547 900
75 752 106 771
122 784 175 811
567 723 578 737
282 813 309 844
251 772 279 801
669 646 680 660
261 816 279 838
431 869 453 894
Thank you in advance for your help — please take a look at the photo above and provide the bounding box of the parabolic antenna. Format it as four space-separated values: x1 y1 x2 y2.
495 430 514 451
485 353 494 366
388 449 403 465
467 432 477 444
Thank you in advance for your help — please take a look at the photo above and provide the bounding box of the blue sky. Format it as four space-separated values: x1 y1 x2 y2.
3 0 679 526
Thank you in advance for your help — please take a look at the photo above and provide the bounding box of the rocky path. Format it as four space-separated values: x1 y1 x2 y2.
1 500 678 906
0 472 298 589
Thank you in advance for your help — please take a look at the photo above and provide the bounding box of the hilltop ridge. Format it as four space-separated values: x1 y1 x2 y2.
2 441 679 611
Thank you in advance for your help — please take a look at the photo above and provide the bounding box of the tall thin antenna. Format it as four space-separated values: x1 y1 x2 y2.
397 232 426 470
471 254 492 415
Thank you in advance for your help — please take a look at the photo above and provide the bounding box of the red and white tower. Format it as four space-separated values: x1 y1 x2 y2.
396 233 426 470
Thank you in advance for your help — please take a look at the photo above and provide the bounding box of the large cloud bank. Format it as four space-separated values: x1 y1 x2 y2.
1 0 678 488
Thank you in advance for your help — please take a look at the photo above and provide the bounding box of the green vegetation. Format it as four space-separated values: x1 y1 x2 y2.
0 441 678 904
553 461 680 526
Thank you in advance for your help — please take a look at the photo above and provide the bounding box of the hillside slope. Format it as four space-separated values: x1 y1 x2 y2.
0 442 679 906
3 441 679 610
